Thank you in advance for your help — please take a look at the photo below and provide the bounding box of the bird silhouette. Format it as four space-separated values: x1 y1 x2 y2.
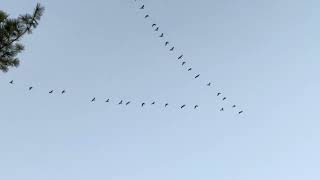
152 23 156 27
126 101 131 105
118 100 123 105
9 80 13 84
207 82 211 86
232 105 236 108
91 97 96 102
165 103 169 107
170 47 174 51
195 74 200 78
182 62 186 66
188 68 192 71
220 108 224 111
178 55 183 59
29 87 33 90
154 27 159 31
159 33 164 37
181 105 186 109
238 111 243 114
144 14 149 18
49 90 53 94
105 99 110 103
194 105 199 109
61 90 66 94
222 97 227 101
165 41 169 46
140 5 144 9
141 103 145 107
151 101 155 105
217 92 221 96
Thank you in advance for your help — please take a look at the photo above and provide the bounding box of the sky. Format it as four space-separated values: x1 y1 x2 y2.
1 0 320 179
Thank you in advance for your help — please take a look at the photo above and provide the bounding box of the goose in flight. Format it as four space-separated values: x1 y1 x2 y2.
144 14 149 18
61 90 66 94
105 99 110 103
232 105 236 108
178 55 183 59
140 5 144 9
181 105 186 109
126 101 131 105
29 87 33 90
238 111 243 114
182 61 186 66
188 68 192 71
165 41 169 46
165 103 169 107
152 23 156 27
195 74 200 79
91 97 96 102
170 47 174 51
220 108 224 111
194 105 199 109
151 101 155 105
159 33 164 37
207 82 211 86
222 97 227 101
9 80 13 84
141 102 146 107
118 100 123 105
154 27 159 31
217 92 221 96
49 90 53 94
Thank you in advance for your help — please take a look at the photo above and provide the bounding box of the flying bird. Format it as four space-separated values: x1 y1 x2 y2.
49 90 53 94
141 103 146 107
217 92 221 96
159 33 164 37
105 99 110 103
165 41 169 46
91 97 96 102
61 90 66 94
118 100 123 105
152 23 156 27
151 101 155 105
144 14 149 18
178 55 183 59
165 103 169 107
154 27 159 31
28 87 33 90
220 108 224 111
232 105 236 108
195 74 200 78
126 101 131 105
238 111 243 114
194 105 199 109
188 68 192 71
181 105 186 109
222 97 227 101
170 47 174 51
182 62 186 66
207 82 211 86
140 5 144 9
9 80 13 84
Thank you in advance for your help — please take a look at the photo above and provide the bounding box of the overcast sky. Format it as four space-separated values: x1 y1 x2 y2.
1 0 320 179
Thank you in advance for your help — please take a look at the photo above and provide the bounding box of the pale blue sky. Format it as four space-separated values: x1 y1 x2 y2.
1 0 320 179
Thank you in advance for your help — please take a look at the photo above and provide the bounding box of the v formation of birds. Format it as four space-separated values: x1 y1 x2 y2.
3 2 244 115
133 1 243 115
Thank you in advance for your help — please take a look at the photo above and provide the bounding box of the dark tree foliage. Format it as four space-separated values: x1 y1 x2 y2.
0 3 44 72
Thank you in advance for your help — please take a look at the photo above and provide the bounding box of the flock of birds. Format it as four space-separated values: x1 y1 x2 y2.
132 1 244 115
3 2 244 115
7 79 243 114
